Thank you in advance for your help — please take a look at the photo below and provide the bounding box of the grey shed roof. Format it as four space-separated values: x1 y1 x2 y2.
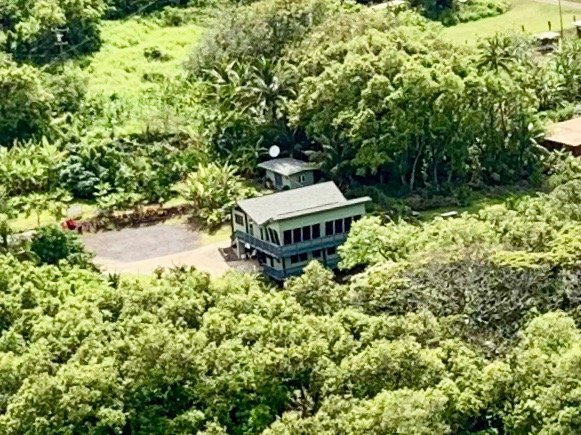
257 158 316 176
545 117 581 147
237 182 371 225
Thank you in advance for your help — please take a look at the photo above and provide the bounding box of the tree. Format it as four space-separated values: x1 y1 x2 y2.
187 0 335 76
12 189 72 226
0 0 106 62
0 58 54 145
0 139 63 196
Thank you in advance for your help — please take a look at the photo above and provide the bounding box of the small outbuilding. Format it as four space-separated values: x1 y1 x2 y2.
543 117 581 156
258 158 317 191
535 31 560 52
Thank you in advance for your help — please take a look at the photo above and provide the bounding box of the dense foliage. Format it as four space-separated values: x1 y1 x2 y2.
0 3 580 432
0 247 578 433
190 4 580 195
409 0 508 25
340 159 581 268
105 0 193 18
0 0 106 62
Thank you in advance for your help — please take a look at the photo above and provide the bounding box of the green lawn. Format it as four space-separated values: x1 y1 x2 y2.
10 202 98 233
443 0 581 43
85 17 204 101
418 187 538 221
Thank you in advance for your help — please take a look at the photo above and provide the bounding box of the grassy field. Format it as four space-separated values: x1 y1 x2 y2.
10 203 98 233
443 0 581 43
85 17 204 100
418 187 539 220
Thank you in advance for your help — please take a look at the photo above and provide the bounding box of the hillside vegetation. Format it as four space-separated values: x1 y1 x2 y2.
0 0 581 433
0 158 579 433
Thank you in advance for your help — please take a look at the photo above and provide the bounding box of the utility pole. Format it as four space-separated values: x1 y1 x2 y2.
558 0 564 41
53 27 68 71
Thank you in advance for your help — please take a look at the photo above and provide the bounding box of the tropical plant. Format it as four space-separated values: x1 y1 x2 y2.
0 139 63 196
175 162 257 227
12 190 72 226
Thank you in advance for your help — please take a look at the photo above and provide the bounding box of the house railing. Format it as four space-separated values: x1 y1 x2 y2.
235 231 347 258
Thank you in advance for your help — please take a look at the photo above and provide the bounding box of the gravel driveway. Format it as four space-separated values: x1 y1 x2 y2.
83 223 199 262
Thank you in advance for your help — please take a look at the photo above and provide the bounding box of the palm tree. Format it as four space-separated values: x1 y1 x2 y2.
240 57 295 122
477 34 531 75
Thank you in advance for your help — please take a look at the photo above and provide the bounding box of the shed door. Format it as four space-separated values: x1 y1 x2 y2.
274 173 283 188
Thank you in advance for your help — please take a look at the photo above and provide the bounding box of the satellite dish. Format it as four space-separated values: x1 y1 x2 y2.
268 145 281 158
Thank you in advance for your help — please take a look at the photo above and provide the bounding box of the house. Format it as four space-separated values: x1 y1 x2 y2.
544 117 581 156
231 182 371 280
257 158 317 190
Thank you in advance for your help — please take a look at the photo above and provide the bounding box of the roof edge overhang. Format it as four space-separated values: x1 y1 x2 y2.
264 196 372 225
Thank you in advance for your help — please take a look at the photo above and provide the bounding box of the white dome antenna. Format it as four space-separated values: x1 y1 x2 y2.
268 145 281 158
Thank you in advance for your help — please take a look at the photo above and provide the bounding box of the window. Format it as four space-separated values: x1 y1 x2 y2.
344 217 353 233
283 230 292 245
327 247 337 256
291 253 308 264
260 228 264 240
334 219 343 234
312 224 321 239
270 230 280 246
302 226 311 241
234 214 244 226
312 249 322 258
293 228 302 244
353 215 362 221
299 174 306 183
325 221 334 236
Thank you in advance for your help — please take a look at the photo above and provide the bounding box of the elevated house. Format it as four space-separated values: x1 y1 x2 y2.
544 117 581 156
231 182 370 280
258 158 317 191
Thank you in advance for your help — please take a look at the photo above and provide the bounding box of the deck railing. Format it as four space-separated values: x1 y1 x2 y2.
235 231 347 258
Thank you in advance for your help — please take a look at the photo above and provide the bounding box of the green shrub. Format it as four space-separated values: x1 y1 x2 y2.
0 58 54 145
60 134 203 201
30 225 93 266
0 141 63 196
0 57 87 145
144 46 172 62
409 0 508 25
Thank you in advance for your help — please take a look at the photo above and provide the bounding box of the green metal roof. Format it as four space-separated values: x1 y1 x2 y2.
237 182 371 225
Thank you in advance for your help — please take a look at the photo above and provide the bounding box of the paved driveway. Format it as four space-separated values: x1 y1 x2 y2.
93 240 237 276
83 223 258 277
